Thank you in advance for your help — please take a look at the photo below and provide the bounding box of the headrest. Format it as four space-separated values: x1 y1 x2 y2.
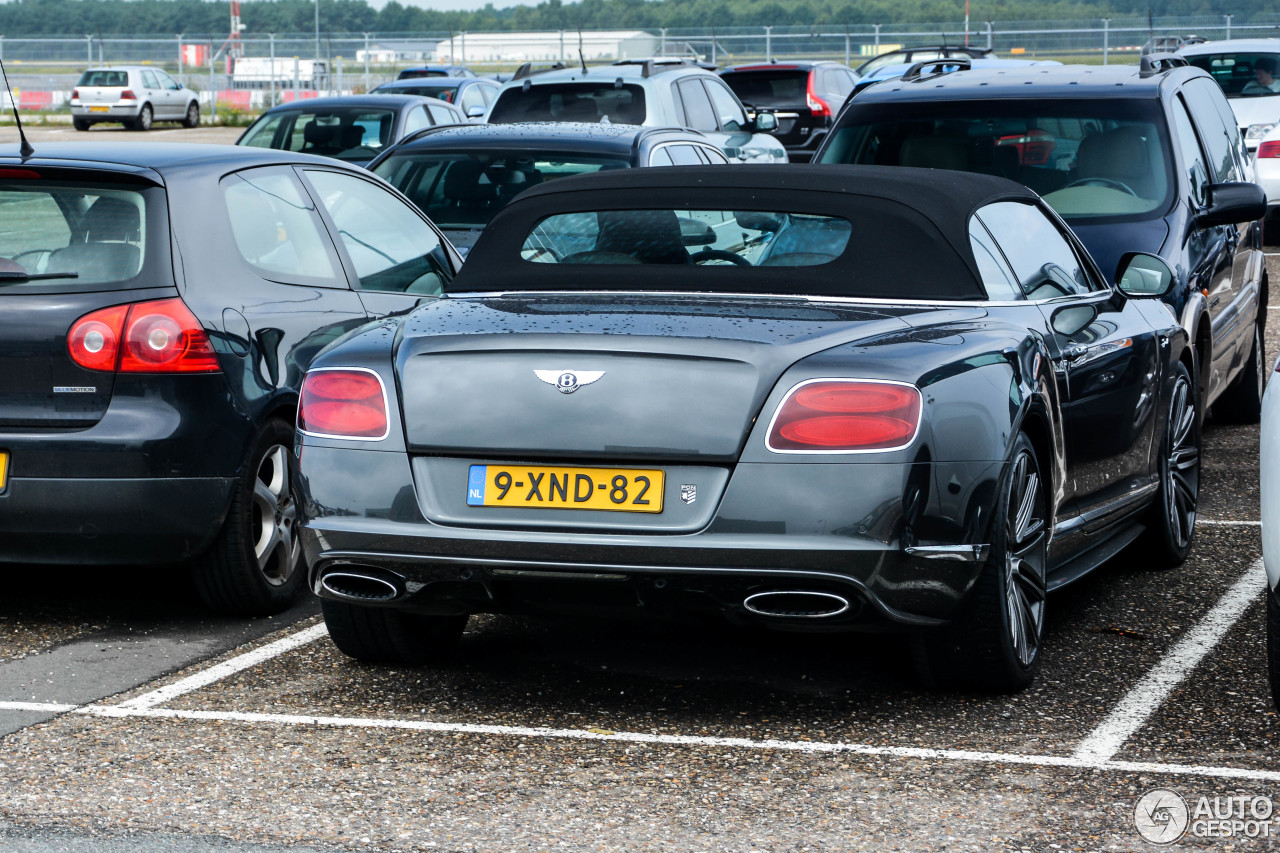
340 125 365 149
899 136 968 171
83 197 141 242
595 209 690 264
304 122 334 146
1077 127 1151 179
443 161 496 205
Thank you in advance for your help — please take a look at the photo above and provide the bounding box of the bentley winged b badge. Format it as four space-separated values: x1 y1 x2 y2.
534 370 605 394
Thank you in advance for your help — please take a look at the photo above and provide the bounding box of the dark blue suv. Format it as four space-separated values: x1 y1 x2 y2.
816 57 1268 422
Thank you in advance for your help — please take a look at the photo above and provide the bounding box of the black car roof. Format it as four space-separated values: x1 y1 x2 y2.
259 93 443 112
454 164 1040 302
381 122 708 157
721 61 844 72
0 142 359 179
850 63 1200 102
374 77 490 88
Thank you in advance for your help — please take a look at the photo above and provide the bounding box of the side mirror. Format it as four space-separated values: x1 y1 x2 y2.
1051 304 1098 336
466 105 485 119
1115 252 1175 298
735 210 784 232
1197 181 1267 228
752 112 778 133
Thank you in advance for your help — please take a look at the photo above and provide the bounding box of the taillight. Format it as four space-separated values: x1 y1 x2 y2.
806 74 831 118
298 369 389 439
68 299 220 373
120 89 136 100
1258 140 1280 159
767 380 921 452
71 88 79 100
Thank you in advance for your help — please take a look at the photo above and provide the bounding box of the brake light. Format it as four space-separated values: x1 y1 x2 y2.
767 380 921 452
120 89 136 100
68 299 220 373
298 369 389 439
806 73 831 118
71 88 79 100
1258 140 1280 159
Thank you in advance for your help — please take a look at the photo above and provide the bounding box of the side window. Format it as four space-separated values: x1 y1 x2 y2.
460 84 487 117
677 79 717 131
403 106 430 134
648 147 675 167
480 82 498 105
976 201 1095 298
1171 96 1211 207
968 216 1022 301
141 69 160 90
156 70 178 89
700 145 730 164
304 169 452 295
427 103 455 125
1182 78 1241 182
667 145 704 166
704 79 747 131
222 168 340 284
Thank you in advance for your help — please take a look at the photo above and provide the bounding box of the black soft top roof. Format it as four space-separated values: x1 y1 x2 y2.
450 164 1041 302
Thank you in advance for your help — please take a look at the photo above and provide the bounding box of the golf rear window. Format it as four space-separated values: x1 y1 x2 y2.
77 70 128 87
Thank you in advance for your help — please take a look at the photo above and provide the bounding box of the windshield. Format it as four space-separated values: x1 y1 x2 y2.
488 83 647 125
720 70 810 107
238 108 398 161
1185 52 1280 98
0 181 156 290
374 151 630 230
819 99 1173 221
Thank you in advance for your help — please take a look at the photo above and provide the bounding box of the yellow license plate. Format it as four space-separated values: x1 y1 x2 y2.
0 451 8 491
467 464 664 513
87 106 109 113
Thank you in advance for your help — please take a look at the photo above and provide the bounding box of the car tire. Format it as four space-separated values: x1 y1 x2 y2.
182 101 199 128
129 104 153 131
916 431 1048 692
1269 589 1280 713
192 419 305 616
1214 319 1265 424
1140 360 1200 568
321 598 467 665
72 118 89 131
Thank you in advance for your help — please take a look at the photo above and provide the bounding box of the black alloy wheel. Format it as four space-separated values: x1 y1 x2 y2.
322 599 468 665
918 432 1048 692
192 419 305 615
1142 361 1200 567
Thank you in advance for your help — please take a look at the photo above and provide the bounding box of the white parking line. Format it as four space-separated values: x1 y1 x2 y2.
0 701 77 713
0 699 1275 783
1072 557 1265 764
114 622 329 710
1197 519 1262 526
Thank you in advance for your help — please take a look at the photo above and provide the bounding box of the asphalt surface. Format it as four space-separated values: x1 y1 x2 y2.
0 124 1276 850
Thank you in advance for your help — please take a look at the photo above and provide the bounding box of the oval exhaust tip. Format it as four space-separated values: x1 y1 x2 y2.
743 590 851 619
320 571 401 603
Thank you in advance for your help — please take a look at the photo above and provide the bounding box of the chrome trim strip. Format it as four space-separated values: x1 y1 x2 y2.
444 289 1114 309
904 544 990 563
1053 481 1159 536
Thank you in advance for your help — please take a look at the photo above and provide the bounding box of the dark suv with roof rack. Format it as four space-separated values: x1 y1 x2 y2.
719 61 859 162
815 55 1269 424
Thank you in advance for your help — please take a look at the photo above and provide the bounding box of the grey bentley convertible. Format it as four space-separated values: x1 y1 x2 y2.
295 165 1199 692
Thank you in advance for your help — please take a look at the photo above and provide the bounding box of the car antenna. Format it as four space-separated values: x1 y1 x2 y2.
0 58 34 158
578 30 588 73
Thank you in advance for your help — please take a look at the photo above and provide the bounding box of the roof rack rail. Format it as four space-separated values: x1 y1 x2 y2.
612 57 713 77
1139 52 1189 77
511 61 566 81
901 57 971 82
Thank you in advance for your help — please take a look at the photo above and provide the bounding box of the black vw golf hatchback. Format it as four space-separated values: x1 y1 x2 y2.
0 142 459 614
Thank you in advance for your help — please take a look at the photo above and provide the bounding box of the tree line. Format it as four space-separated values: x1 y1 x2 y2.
0 0 1267 38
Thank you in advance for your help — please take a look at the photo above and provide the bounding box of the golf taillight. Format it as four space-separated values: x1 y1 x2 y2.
120 89 136 100
767 380 921 452
1258 140 1280 159
806 73 831 118
298 369 388 439
71 88 79 100
68 299 220 373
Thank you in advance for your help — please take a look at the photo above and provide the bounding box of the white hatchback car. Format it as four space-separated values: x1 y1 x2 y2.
1254 124 1280 232
70 66 200 131
1180 40 1280 152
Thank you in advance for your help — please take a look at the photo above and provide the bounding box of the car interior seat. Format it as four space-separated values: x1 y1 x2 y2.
339 125 366 151
898 135 969 171
46 197 143 282
1073 126 1156 198
592 209 692 264
439 160 497 224
302 121 337 154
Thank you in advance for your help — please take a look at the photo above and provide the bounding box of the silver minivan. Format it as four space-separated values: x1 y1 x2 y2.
71 66 200 131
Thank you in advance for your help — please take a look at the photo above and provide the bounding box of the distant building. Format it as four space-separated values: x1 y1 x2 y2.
355 40 441 63
433 31 661 65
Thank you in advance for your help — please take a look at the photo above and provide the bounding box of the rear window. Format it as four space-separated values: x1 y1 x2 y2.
398 69 447 79
488 83 647 125
375 84 458 102
0 181 156 291
76 70 128 87
373 151 630 230
238 108 398 160
720 70 810 107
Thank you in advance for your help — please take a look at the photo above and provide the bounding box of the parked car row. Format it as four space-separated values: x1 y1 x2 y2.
18 46 1280 699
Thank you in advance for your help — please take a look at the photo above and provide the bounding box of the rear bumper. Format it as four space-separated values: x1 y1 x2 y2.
299 445 1006 629
0 476 235 564
70 104 143 122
